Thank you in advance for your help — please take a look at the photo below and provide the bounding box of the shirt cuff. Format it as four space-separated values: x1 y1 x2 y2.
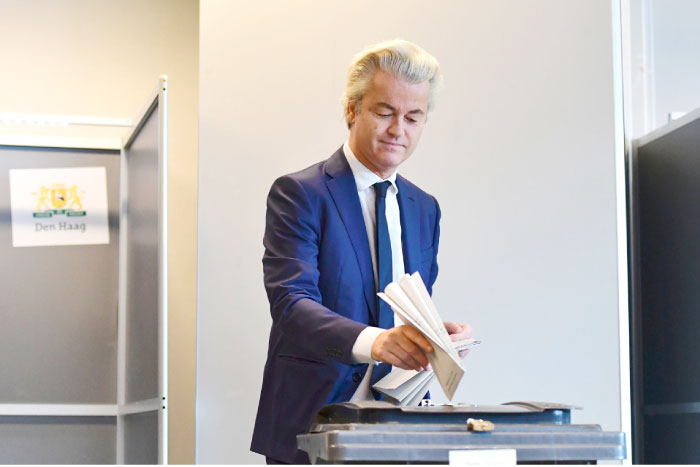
351 326 385 364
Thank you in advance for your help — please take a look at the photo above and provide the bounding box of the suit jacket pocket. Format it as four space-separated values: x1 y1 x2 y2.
277 353 326 366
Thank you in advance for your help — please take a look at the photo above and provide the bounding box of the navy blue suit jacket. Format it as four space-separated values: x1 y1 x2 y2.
251 147 441 463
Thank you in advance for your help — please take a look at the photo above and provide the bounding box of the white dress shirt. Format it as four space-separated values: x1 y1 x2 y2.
343 141 405 364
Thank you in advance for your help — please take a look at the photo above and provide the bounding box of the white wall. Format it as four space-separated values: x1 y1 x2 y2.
623 0 700 138
650 0 700 127
197 0 624 463
0 1 198 463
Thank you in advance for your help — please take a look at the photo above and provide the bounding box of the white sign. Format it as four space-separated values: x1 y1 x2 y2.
449 448 517 465
9 167 110 247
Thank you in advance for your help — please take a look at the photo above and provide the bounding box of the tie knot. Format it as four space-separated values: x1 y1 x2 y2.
373 180 392 199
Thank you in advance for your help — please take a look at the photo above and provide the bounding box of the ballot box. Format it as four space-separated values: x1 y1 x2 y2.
297 401 626 464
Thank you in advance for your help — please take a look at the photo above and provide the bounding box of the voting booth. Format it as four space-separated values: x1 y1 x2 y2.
0 77 168 464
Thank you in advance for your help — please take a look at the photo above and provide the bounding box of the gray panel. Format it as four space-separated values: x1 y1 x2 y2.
644 412 700 464
637 117 700 406
0 415 116 464
634 115 700 464
0 146 119 403
125 105 160 403
123 411 159 464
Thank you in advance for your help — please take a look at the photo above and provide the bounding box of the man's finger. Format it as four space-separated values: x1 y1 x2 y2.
380 351 403 369
374 345 405 369
443 321 462 334
446 322 473 341
402 326 433 353
395 335 429 369
457 322 473 338
387 348 422 371
388 344 414 367
388 337 426 370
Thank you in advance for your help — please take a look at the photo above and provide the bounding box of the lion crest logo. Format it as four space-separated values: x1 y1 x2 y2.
33 183 86 218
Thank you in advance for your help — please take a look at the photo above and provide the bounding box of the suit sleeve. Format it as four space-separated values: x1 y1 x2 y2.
426 196 441 295
262 175 367 364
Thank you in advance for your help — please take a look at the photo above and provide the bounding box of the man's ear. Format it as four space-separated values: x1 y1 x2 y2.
346 101 357 127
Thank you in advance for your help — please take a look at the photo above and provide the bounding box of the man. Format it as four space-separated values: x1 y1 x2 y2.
251 39 472 464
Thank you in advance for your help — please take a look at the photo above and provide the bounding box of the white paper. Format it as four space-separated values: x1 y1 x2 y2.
373 338 482 406
382 283 443 345
403 373 436 407
453 338 481 352
374 368 431 402
377 291 463 398
411 271 460 356
379 280 465 399
399 274 454 356
377 292 441 348
398 273 466 398
448 449 516 465
372 367 420 391
349 363 375 402
427 345 464 400
9 167 109 247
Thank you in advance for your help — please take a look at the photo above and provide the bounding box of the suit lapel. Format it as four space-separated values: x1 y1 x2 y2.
324 148 378 322
397 175 420 276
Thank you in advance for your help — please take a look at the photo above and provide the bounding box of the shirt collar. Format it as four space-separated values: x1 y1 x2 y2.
343 141 398 194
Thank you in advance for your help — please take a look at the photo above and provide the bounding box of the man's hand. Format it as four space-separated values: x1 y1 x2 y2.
444 322 473 359
371 324 434 371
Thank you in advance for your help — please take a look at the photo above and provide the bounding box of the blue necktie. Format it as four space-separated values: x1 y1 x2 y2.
374 181 394 330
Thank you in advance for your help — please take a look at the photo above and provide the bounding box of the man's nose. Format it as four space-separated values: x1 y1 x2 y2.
387 117 403 137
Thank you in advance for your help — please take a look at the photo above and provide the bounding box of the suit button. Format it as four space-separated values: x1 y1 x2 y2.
352 373 361 382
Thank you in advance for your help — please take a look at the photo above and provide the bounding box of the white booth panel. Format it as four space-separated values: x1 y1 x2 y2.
118 78 168 464
123 411 159 464
0 146 120 404
124 105 161 404
0 415 116 464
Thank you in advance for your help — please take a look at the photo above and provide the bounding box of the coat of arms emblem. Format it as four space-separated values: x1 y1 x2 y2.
33 183 86 217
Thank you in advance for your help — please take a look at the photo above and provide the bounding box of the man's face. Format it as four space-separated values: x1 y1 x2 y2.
347 69 430 179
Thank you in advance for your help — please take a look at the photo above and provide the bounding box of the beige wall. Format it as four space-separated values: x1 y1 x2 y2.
0 0 198 463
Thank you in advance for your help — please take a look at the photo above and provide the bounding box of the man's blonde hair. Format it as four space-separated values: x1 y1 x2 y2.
342 39 442 128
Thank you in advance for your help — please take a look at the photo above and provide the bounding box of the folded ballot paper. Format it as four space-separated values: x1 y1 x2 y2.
372 338 480 406
375 272 481 403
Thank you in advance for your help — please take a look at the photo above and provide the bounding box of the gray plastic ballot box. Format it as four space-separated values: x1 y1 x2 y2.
297 401 626 464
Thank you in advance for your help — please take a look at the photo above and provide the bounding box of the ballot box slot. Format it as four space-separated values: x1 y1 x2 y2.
310 423 604 433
